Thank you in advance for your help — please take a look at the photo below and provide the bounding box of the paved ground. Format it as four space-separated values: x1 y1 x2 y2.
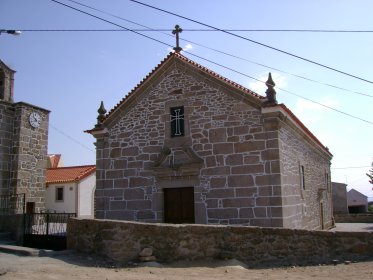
331 223 373 232
1 251 373 280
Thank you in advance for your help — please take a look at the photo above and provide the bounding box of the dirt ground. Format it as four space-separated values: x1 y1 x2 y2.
1 252 373 280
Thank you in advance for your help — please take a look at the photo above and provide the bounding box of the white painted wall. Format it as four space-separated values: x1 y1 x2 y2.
46 173 96 217
78 174 96 218
46 182 76 213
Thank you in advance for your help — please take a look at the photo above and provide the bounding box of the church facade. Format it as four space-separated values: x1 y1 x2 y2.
0 60 49 214
88 52 333 230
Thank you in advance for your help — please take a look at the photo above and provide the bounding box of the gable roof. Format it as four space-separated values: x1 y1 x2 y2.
86 52 332 158
0 59 16 73
101 52 265 125
348 188 368 199
46 165 96 185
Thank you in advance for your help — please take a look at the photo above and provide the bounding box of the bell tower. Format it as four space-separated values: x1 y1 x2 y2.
0 59 50 214
0 60 15 102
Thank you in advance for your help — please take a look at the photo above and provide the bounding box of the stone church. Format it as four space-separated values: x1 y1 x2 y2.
87 52 333 230
0 59 49 214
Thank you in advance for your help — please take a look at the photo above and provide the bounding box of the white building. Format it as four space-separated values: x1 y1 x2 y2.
46 165 96 217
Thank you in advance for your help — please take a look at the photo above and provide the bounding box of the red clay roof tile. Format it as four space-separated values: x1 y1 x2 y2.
46 165 96 185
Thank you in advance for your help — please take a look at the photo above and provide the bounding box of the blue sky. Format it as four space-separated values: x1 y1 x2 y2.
1 0 372 197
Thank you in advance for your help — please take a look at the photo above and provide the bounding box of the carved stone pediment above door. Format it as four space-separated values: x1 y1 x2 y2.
151 146 203 180
152 146 204 224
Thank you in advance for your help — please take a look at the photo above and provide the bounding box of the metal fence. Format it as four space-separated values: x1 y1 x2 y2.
23 212 76 250
0 194 25 215
24 213 76 236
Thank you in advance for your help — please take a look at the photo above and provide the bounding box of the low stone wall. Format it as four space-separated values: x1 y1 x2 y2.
0 214 24 244
67 218 373 267
335 213 373 223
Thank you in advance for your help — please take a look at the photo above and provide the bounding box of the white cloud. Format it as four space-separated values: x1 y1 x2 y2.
294 96 338 114
248 72 288 95
167 43 194 53
183 43 193 51
294 96 339 125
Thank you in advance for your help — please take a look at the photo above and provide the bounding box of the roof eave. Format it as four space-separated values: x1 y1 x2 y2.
46 165 96 184
262 104 333 158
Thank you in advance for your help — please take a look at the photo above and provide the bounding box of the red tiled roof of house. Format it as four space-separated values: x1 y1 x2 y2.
46 165 96 185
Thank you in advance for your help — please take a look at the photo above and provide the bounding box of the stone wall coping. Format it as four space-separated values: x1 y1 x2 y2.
70 218 373 238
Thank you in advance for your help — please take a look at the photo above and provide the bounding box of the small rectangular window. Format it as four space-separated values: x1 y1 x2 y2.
56 187 64 202
300 165 305 190
170 106 184 137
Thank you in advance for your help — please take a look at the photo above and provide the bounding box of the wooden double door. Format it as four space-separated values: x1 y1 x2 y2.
164 187 195 224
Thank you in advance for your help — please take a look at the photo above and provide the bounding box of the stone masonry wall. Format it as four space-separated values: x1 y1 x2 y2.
68 218 373 267
10 103 49 213
95 60 284 227
0 62 14 102
1 59 49 221
0 101 14 196
279 122 332 229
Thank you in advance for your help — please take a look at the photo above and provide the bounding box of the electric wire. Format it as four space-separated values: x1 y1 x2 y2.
45 0 169 154
129 0 373 85
49 0 373 125
344 175 372 185
13 27 373 97
331 166 371 170
49 0 172 49
183 42 373 98
49 123 95 152
15 28 373 33
11 28 373 97
57 0 373 98
184 51 373 125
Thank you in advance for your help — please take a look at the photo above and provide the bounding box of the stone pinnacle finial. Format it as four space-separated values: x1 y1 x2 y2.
265 72 277 105
172 24 183 53
96 101 107 128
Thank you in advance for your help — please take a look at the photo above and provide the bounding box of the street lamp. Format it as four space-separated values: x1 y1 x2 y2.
0 30 22 36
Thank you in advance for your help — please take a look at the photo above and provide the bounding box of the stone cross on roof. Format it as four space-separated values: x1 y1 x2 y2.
172 24 183 53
